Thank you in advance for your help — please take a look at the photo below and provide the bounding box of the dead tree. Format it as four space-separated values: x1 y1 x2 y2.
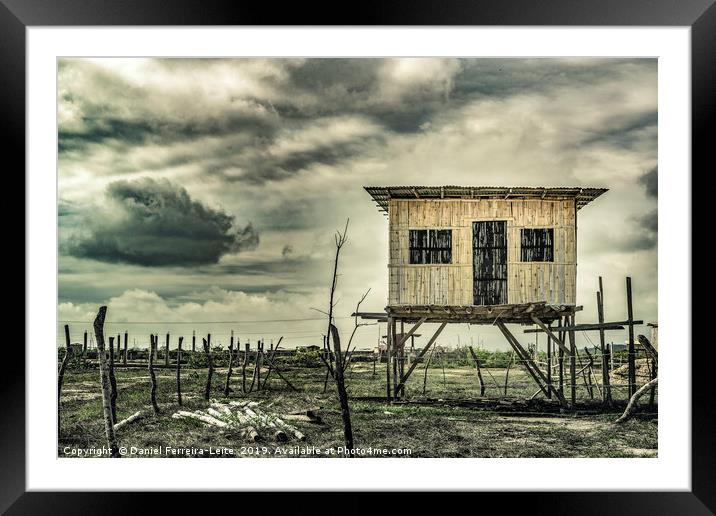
176 336 183 405
108 336 118 423
93 306 120 457
330 324 354 456
203 335 214 401
58 324 74 433
615 377 658 424
318 220 355 456
148 335 160 415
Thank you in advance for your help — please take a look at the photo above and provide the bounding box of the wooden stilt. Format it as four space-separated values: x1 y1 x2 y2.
568 314 577 409
497 321 565 405
386 316 393 401
392 319 399 400
394 322 447 394
546 326 552 399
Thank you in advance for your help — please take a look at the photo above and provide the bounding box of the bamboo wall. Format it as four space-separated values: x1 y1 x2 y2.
387 198 577 306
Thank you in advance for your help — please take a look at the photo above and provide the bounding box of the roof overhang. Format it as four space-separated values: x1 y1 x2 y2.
364 186 608 213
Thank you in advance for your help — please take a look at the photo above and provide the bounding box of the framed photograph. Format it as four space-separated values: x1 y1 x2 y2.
6 0 708 511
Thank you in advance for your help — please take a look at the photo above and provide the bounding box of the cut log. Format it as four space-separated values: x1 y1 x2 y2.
282 414 323 424
174 410 229 428
113 411 144 432
246 426 260 442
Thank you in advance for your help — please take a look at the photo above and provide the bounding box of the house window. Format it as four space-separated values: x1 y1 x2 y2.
409 229 452 264
521 228 554 262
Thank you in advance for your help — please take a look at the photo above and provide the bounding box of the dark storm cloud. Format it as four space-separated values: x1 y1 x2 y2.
579 112 657 151
639 166 658 198
65 178 259 266
59 58 657 186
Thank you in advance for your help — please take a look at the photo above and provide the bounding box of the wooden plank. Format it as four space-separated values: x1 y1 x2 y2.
529 315 570 354
523 320 640 333
626 277 636 397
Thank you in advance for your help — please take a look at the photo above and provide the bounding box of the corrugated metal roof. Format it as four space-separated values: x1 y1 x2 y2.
364 186 608 213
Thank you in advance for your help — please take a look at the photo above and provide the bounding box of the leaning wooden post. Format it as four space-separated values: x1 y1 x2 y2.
93 306 120 457
176 336 183 405
123 331 128 366
148 335 160 415
504 351 513 396
108 336 118 423
468 346 485 396
58 324 74 433
203 335 213 401
224 339 234 397
626 277 636 397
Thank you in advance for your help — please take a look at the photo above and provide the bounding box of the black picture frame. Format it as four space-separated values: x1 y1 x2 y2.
3 0 707 513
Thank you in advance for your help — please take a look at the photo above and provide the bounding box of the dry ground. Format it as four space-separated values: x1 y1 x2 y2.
58 361 657 458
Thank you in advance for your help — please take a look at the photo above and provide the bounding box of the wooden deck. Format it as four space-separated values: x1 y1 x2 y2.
355 301 580 325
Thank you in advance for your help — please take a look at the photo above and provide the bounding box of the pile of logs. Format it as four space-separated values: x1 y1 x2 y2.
172 400 316 442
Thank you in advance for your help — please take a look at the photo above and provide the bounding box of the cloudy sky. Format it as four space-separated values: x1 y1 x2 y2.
58 58 657 350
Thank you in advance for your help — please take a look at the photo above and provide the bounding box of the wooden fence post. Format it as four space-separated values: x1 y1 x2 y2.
93 306 120 457
203 334 213 401
176 336 183 406
108 337 118 423
148 335 159 415
192 330 196 353
626 277 636 397
58 324 74 433
83 331 87 355
224 339 234 397
256 340 263 391
165 333 170 367
123 331 128 366
597 282 613 406
242 341 249 393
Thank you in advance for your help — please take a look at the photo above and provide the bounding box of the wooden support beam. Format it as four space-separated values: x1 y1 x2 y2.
597 279 613 407
568 315 577 408
523 321 641 333
395 317 427 348
529 315 569 354
394 322 447 394
386 316 392 401
497 322 566 406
